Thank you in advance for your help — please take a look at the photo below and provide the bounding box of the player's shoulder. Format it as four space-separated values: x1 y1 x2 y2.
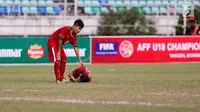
82 66 88 70
63 26 72 31
79 66 86 70
76 66 88 71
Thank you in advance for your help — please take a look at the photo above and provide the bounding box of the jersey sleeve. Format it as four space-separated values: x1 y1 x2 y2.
58 28 68 40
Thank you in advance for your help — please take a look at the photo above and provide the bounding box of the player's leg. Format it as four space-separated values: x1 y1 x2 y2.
54 60 61 82
60 48 67 82
47 43 61 82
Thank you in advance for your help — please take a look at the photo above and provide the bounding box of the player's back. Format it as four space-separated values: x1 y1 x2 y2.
48 26 71 43
74 66 92 82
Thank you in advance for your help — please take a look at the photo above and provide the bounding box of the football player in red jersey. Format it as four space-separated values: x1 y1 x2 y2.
47 19 84 83
67 66 92 83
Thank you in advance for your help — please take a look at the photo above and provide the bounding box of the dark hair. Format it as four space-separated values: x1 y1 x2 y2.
73 19 84 29
189 19 196 23
80 73 89 82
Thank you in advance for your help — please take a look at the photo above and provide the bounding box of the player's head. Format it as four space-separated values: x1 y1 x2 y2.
72 19 84 34
187 16 196 25
79 73 90 82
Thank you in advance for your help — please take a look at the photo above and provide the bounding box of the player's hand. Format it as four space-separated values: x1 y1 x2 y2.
74 78 79 83
75 76 81 83
74 79 78 83
56 53 61 61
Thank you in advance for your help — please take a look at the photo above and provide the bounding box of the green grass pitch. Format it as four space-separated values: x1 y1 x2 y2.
0 63 200 112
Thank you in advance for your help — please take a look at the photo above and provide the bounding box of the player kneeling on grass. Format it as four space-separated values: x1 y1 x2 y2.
68 66 92 83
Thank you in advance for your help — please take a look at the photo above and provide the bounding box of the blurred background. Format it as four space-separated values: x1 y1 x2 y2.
0 0 199 37
0 1 200 111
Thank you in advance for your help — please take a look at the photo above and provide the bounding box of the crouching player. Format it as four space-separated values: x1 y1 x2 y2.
68 66 92 83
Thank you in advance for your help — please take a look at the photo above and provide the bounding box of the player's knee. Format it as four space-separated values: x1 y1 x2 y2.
61 59 66 63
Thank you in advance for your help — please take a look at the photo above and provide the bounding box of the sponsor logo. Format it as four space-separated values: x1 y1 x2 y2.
95 42 118 56
27 44 44 59
0 49 22 58
119 40 134 58
64 48 86 57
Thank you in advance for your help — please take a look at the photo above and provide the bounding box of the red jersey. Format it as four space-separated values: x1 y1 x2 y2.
73 66 92 82
48 26 78 47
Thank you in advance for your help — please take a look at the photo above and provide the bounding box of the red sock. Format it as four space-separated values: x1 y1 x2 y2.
60 61 66 80
54 62 60 80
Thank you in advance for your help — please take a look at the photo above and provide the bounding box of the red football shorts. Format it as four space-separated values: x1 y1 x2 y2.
47 42 66 62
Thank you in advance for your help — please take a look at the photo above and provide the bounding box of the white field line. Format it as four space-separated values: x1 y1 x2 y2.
1 89 41 92
1 89 200 97
1 89 14 92
0 90 199 107
0 97 195 108
24 90 41 92
144 92 200 97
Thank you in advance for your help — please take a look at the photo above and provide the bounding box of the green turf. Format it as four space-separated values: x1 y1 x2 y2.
0 63 200 112
0 100 191 112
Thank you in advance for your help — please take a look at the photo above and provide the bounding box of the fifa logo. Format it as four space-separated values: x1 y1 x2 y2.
183 5 194 17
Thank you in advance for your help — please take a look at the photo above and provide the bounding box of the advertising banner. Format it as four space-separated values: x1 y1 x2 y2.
0 37 90 64
92 36 200 63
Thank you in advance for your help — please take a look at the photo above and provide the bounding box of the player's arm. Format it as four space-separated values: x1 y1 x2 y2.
68 71 81 83
68 71 76 82
197 28 200 35
57 35 63 60
73 46 83 66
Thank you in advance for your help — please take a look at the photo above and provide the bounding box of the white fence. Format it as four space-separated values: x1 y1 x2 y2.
0 15 178 36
